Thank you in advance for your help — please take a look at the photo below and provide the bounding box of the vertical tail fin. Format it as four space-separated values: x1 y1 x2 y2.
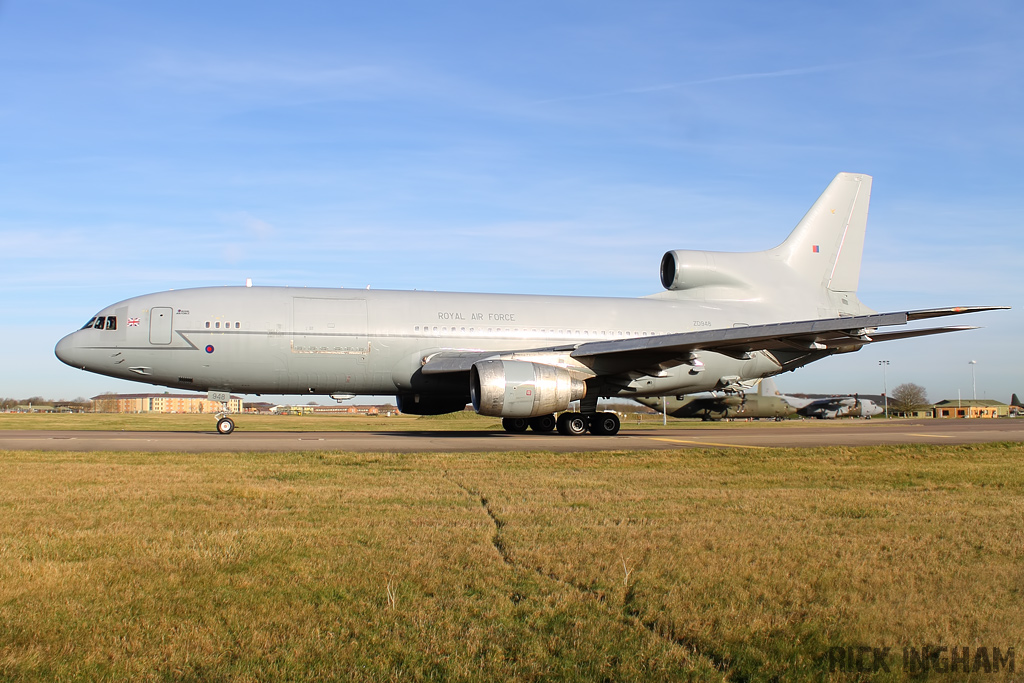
760 377 780 397
771 173 872 294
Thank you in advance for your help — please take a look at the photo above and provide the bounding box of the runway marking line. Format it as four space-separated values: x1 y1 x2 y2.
905 433 951 438
651 437 767 450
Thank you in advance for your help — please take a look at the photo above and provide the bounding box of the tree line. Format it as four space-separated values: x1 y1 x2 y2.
1 397 92 410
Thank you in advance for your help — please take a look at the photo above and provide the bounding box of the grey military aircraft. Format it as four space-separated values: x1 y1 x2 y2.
634 378 797 421
785 393 883 419
55 173 1006 435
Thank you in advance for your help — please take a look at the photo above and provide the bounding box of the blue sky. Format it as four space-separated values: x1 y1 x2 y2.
1 1 1021 404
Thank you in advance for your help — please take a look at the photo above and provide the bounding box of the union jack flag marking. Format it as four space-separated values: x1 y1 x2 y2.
128 317 140 327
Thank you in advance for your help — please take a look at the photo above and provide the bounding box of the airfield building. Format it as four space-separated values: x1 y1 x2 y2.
91 393 243 414
932 399 1008 418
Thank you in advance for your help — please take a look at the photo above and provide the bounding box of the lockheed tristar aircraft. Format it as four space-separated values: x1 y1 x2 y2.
55 173 1006 435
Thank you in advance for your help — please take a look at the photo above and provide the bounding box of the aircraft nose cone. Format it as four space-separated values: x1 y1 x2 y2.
55 333 84 369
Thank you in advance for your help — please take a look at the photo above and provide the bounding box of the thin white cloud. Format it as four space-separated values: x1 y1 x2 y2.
526 44 997 107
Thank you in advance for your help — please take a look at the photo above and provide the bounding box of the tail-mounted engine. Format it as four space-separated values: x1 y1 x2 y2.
471 360 585 418
660 250 750 291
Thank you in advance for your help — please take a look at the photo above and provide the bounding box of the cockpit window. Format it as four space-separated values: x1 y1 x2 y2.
105 316 117 330
82 317 97 330
94 317 106 329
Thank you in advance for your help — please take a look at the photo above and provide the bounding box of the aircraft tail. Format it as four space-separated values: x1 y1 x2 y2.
1012 393 1023 408
770 172 871 294
760 377 780 397
654 172 874 315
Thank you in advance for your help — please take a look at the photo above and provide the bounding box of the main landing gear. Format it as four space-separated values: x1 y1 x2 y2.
501 414 557 433
501 412 620 436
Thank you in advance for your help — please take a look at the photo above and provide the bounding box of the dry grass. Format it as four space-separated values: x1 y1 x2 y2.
1 444 1021 681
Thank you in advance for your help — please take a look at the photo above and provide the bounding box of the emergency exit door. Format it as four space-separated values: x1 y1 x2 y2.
150 307 173 344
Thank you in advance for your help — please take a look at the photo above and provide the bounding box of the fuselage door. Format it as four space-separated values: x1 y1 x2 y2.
150 307 173 345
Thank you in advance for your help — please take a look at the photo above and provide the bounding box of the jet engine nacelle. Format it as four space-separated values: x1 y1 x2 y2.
660 250 749 291
470 360 586 418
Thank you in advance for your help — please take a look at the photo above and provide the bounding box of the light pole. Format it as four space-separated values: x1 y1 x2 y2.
969 360 977 401
879 360 889 418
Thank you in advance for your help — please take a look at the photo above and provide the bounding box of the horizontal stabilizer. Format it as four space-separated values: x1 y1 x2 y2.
906 306 1010 321
856 326 978 344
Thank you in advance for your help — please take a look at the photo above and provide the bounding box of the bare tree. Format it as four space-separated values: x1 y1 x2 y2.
92 393 119 413
891 383 929 414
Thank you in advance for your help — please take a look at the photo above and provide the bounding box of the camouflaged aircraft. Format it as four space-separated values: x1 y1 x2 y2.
635 378 797 421
55 173 1006 435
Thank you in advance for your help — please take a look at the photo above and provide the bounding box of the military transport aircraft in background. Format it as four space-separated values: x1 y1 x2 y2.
55 173 1006 435
634 378 797 421
783 393 883 419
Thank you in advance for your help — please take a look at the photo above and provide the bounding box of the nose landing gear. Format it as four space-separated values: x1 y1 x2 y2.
216 415 235 434
208 391 236 435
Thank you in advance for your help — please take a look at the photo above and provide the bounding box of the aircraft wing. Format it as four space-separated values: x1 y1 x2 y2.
571 306 1003 375
420 346 576 375
420 306 1005 377
802 397 856 411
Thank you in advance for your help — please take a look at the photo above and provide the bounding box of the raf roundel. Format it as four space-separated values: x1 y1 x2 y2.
205 345 215 354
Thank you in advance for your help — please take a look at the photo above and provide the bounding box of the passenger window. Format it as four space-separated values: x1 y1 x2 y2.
206 322 211 329
235 322 240 329
94 317 106 329
106 317 117 330
215 322 220 329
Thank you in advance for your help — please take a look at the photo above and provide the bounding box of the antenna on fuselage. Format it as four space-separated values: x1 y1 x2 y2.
246 278 253 287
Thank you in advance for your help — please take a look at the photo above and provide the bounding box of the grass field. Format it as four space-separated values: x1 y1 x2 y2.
1 443 1021 681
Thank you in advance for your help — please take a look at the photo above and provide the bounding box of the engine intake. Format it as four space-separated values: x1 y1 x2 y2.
660 250 747 291
470 360 585 418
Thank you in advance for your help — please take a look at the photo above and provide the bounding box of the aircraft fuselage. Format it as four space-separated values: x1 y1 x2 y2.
56 286 791 402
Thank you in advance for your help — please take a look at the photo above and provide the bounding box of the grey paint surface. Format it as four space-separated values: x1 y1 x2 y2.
54 173 1006 425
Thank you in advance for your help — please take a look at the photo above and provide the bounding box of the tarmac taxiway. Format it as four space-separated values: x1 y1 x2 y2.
2 418 1022 452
